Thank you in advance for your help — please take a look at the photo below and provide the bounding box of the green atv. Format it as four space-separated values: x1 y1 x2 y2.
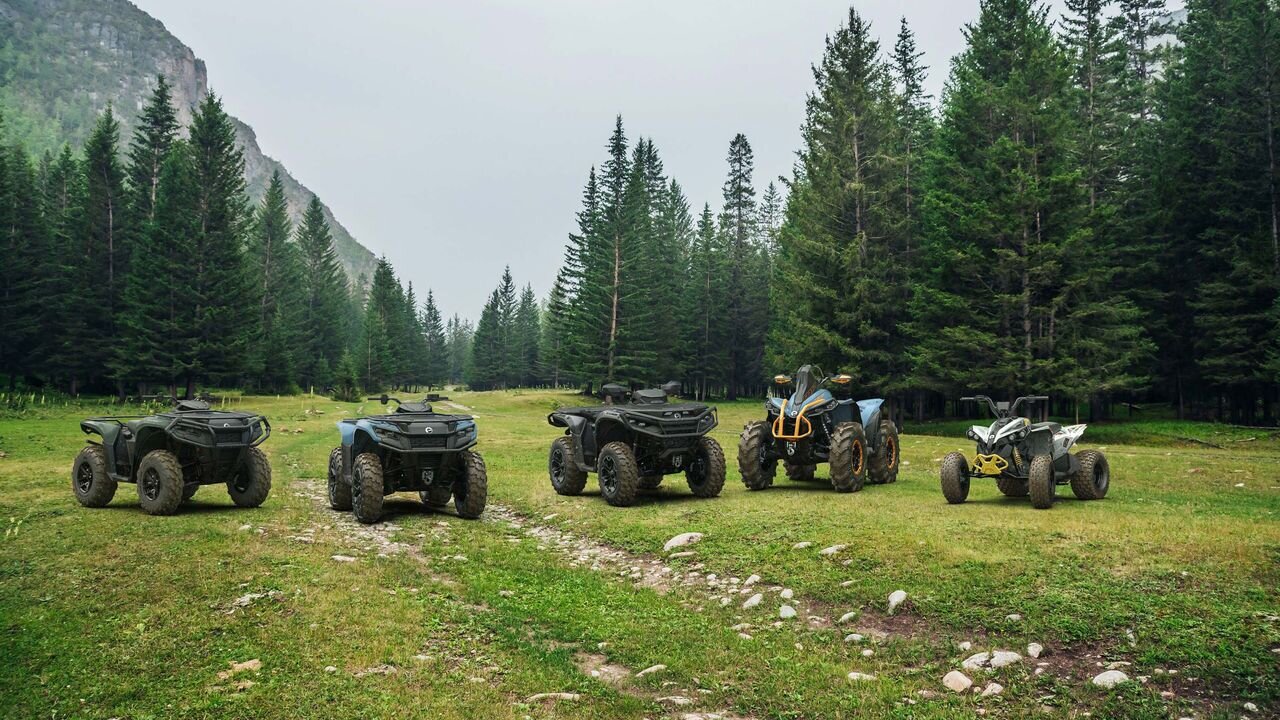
73 398 272 515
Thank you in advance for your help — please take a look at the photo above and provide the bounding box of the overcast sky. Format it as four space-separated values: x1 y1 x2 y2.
133 0 1074 321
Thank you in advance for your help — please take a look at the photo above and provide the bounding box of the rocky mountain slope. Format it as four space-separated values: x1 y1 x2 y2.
0 0 378 286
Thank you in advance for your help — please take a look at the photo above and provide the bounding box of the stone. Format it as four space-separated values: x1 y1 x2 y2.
664 532 703 552
499 590 514 597
324 666 337 673
1027 642 1044 658
981 682 1004 697
838 611 858 624
958 641 972 651
743 574 761 587
861 649 874 658
1245 702 1258 713
888 590 908 614
331 554 357 562
657 696 694 706
637 664 666 677
742 593 763 609
780 589 794 600
943 671 973 693
844 633 863 643
526 692 581 702
963 651 1022 671
669 551 696 559
819 544 847 556
737 632 753 640
1091 670 1130 689
1005 613 1022 621
779 605 797 619
847 671 876 681
793 541 813 549
917 689 939 699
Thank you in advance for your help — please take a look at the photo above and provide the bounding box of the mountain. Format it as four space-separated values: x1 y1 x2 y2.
0 0 378 287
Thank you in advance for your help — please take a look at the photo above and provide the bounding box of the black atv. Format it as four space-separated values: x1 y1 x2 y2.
546 382 726 507
328 394 486 523
738 365 900 492
72 397 272 515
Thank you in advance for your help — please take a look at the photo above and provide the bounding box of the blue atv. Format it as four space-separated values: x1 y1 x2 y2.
327 394 486 523
737 365 900 492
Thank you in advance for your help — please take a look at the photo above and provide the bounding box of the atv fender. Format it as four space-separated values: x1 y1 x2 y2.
549 412 595 471
856 399 884 447
337 420 383 480
81 420 126 476
1026 426 1055 459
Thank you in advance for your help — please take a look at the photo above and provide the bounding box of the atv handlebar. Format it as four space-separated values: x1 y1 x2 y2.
960 395 1048 419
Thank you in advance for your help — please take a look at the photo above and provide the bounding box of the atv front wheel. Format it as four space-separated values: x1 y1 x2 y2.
327 446 352 510
71 445 116 508
784 462 816 482
597 442 641 507
1028 455 1056 509
351 452 385 524
996 475 1029 497
452 450 487 519
829 422 868 493
940 451 970 504
227 446 272 508
549 437 588 495
137 449 184 515
1070 449 1109 500
737 421 777 491
686 437 726 498
867 421 900 485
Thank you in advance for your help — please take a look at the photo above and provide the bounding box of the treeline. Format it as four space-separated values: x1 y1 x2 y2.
0 77 475 399
540 119 777 400
541 0 1280 422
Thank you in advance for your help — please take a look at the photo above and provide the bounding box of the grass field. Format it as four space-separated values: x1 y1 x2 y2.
0 390 1277 719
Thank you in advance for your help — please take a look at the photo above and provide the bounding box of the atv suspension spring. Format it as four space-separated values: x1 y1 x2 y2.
1013 447 1024 473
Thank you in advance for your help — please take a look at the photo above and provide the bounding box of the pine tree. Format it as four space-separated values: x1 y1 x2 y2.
684 204 729 399
720 133 767 399
0 134 50 390
126 75 179 223
890 17 933 261
247 170 302 390
445 313 473 386
39 146 88 390
495 266 519 387
357 258 399 390
421 290 447 388
540 270 572 387
516 283 542 386
652 177 693 384
773 9 906 394
469 290 503 390
186 92 254 393
81 105 127 388
295 194 348 390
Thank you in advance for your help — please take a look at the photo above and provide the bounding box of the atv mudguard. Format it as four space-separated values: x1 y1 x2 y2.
81 420 128 477
336 419 385 481
856 399 885 448
548 412 596 472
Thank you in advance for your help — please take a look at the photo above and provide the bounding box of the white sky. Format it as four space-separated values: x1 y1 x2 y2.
133 0 1087 320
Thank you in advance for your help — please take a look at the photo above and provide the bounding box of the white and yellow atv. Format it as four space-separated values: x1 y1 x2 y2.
940 395 1109 509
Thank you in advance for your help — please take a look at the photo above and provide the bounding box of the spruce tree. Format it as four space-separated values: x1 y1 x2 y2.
186 92 254 393
295 194 348 390
247 170 302 390
39 146 88 391
540 270 572 387
81 105 127 387
421 290 447 388
516 283 542 386
469 290 503 390
684 204 729 399
127 76 180 223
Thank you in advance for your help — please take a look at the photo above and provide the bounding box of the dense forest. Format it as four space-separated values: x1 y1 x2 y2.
542 0 1280 423
1 0 1278 423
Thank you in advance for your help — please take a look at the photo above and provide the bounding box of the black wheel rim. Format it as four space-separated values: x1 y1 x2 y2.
1094 463 1108 492
756 437 769 469
550 447 565 484
599 455 617 496
76 462 94 493
141 467 160 500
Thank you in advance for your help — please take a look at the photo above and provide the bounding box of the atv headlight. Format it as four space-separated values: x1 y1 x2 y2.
967 428 981 442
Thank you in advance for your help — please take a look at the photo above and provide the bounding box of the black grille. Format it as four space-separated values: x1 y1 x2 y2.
410 436 448 449
214 428 245 444
661 420 700 435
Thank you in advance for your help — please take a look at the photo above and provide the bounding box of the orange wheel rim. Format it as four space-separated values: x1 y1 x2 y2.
886 437 898 469
852 440 865 475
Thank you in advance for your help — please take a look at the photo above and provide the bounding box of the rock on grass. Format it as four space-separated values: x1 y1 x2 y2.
664 532 703 552
888 589 907 614
943 671 972 692
1091 670 1130 688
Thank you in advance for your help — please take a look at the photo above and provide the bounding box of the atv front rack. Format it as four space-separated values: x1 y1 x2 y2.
771 397 827 440
164 415 271 449
971 453 1008 476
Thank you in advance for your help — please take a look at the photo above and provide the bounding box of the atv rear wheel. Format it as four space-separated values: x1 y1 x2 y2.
784 462 816 482
1070 449 1109 500
940 451 970 504
867 421 900 485
351 452 385 524
686 437 726 498
1028 455 1056 509
996 475 1029 497
327 446 352 510
452 450 487 519
227 446 272 508
597 442 641 507
137 449 183 515
71 445 116 508
737 421 777 491
829 422 868 493
549 437 588 495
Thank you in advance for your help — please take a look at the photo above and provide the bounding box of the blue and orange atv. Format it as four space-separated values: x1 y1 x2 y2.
327 394 486 523
737 365 899 492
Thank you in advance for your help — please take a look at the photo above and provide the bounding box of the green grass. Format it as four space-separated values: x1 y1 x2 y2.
1 391 1277 719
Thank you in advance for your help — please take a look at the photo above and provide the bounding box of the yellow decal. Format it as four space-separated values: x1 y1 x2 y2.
971 453 1009 476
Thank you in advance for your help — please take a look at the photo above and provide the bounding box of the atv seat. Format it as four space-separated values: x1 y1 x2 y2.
632 389 668 405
